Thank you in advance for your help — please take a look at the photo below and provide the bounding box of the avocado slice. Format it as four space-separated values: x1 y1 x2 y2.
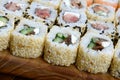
0 16 8 24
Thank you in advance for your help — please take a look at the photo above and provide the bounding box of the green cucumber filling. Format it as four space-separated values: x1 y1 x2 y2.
0 16 9 28
19 24 39 35
53 33 72 46
88 37 110 51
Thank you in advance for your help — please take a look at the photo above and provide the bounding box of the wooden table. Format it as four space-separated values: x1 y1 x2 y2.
0 50 119 80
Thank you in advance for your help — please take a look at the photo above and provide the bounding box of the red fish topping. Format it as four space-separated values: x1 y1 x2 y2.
91 23 109 30
35 8 50 19
63 12 79 23
4 2 21 12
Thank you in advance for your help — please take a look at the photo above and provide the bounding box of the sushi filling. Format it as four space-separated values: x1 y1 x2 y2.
93 5 109 16
71 0 83 8
91 23 109 30
88 37 110 50
19 24 40 35
35 8 51 19
4 2 21 12
0 16 9 28
63 12 80 23
53 33 77 45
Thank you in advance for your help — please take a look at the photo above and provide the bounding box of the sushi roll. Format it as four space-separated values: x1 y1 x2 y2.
110 39 120 79
25 2 57 28
10 19 48 58
87 4 115 23
0 0 30 19
60 0 87 12
32 0 61 9
94 0 118 10
76 31 114 73
87 20 116 41
44 26 81 66
0 12 14 51
57 10 87 35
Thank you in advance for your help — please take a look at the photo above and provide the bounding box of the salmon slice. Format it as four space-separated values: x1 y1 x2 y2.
94 0 118 9
63 12 79 23
4 2 21 12
35 8 50 19
93 5 109 13
87 0 93 6
91 23 109 30
71 0 82 8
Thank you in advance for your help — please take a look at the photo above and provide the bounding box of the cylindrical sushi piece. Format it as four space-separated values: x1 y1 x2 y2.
60 0 87 12
57 10 87 35
87 4 115 23
10 19 48 58
87 20 116 41
26 2 57 28
0 12 14 51
86 0 93 6
76 31 114 73
44 26 81 66
110 39 120 79
115 8 120 25
0 0 30 18
94 0 118 10
32 0 61 9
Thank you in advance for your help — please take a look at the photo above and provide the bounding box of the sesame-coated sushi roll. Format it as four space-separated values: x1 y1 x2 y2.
57 10 87 35
10 19 48 58
26 2 57 28
32 0 61 9
0 12 14 51
44 26 80 66
110 39 120 79
76 32 114 73
0 0 30 19
60 0 87 12
87 4 115 23
94 0 118 10
87 20 116 40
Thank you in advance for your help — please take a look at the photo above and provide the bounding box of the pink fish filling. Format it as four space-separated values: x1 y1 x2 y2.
63 12 79 23
4 2 21 12
35 8 51 19
91 23 109 30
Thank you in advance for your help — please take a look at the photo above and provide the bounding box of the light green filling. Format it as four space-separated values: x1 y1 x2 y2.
96 11 107 16
0 16 8 28
19 25 35 35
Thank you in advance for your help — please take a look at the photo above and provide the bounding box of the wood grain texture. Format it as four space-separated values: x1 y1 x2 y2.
0 50 119 80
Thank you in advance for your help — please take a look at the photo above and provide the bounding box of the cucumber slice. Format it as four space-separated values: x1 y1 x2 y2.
88 42 96 49
56 33 63 38
96 11 107 16
0 16 8 23
20 27 34 35
92 38 99 43
53 37 63 43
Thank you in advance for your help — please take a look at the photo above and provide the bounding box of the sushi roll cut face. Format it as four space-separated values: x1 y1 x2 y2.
110 40 120 79
76 32 114 73
87 4 115 22
0 0 29 18
60 0 87 11
33 0 61 9
44 26 80 66
26 2 57 28
0 13 14 51
87 20 116 40
10 19 48 58
57 10 87 34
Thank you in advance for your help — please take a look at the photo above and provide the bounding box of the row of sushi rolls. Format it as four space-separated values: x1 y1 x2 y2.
1 0 120 79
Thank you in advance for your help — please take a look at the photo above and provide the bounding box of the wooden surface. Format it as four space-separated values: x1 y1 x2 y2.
0 50 119 80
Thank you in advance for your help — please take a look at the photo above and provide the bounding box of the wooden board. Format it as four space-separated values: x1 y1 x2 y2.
0 50 118 80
